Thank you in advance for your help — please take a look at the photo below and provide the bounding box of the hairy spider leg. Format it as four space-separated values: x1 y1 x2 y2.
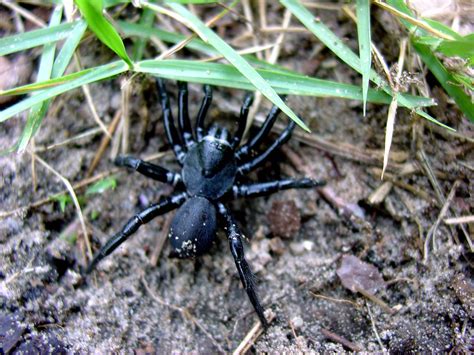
177 81 194 147
114 155 182 186
86 192 187 274
156 78 186 164
235 104 282 161
217 203 268 327
230 92 254 149
237 119 296 175
232 178 325 199
195 84 213 141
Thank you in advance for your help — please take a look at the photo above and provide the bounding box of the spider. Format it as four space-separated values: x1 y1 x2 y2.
86 79 325 327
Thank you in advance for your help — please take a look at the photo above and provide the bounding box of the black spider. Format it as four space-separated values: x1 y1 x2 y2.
86 79 325 327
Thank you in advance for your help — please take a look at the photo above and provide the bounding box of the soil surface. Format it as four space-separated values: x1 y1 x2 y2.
1 2 473 353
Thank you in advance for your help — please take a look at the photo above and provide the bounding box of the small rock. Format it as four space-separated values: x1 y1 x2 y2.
269 237 286 255
336 255 386 295
291 316 304 329
267 200 301 238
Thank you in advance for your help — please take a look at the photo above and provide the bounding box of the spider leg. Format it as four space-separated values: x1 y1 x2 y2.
115 155 182 186
195 84 213 141
86 192 187 273
177 81 194 147
230 93 254 149
156 78 186 164
231 178 325 199
237 119 296 175
235 104 282 161
217 203 268 327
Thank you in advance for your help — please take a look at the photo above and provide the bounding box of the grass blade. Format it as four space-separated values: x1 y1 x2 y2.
0 21 78 56
136 59 434 107
17 18 88 152
131 8 155 61
280 0 449 128
385 0 474 122
412 40 474 122
146 1 309 131
75 0 132 67
356 0 371 116
17 5 64 152
0 61 129 123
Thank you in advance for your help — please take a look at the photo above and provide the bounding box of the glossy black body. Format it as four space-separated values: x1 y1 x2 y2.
86 79 325 327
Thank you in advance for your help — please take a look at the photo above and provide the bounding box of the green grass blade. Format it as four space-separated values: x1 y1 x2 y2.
75 0 132 67
386 0 474 122
131 8 155 61
356 0 371 116
0 61 129 123
0 21 78 56
157 2 309 131
17 5 63 152
412 40 474 122
118 20 218 55
281 0 447 128
17 17 88 152
136 59 434 108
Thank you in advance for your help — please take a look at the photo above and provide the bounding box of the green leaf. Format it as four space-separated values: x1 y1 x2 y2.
52 194 72 212
74 0 132 67
0 21 78 56
152 1 310 131
85 177 117 195
356 0 372 116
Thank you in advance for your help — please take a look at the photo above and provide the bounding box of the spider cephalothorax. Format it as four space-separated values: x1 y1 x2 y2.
86 79 325 327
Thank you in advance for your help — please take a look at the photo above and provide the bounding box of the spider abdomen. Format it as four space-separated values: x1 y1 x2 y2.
168 196 217 258
182 136 237 200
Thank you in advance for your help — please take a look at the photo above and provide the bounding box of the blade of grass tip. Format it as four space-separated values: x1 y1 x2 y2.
356 0 371 116
75 0 133 67
281 0 447 128
0 21 78 56
382 95 398 179
0 61 129 124
147 1 309 132
18 5 64 153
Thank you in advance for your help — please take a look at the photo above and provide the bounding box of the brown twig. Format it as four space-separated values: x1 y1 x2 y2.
321 328 363 352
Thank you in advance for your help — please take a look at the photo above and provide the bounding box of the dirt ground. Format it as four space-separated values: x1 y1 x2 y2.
1 2 473 354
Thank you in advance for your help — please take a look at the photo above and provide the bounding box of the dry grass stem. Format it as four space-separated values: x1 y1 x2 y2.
120 79 131 154
445 215 474 225
233 310 275 355
86 109 122 177
1 0 46 27
31 153 92 261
